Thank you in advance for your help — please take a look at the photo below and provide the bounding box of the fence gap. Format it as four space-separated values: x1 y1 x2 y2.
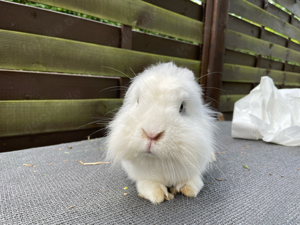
120 24 132 98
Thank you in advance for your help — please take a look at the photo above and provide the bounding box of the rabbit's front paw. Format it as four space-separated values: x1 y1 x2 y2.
164 192 174 201
150 186 165 203
138 188 165 203
169 186 179 195
137 181 173 204
180 184 197 197
180 176 204 198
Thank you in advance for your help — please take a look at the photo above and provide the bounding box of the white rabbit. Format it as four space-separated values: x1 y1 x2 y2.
106 62 217 204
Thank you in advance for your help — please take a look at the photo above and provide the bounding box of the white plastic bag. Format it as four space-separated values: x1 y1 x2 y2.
232 76 300 146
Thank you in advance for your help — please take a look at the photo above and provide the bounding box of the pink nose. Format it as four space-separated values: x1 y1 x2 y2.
142 129 164 141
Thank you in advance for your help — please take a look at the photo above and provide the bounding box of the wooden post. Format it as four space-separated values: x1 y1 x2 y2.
206 0 229 110
200 0 214 100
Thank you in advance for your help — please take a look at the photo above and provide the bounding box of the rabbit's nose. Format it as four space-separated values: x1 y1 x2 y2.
142 129 164 141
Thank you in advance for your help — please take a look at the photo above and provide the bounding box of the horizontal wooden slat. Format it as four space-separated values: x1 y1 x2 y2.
32 0 203 43
132 31 200 60
0 1 121 47
285 63 300 74
225 30 300 64
0 70 122 100
0 1 199 60
227 15 261 38
225 48 290 72
142 0 203 21
263 29 287 47
246 0 263 8
0 128 106 152
271 0 300 19
0 99 123 137
267 3 290 22
219 94 245 112
260 58 284 71
229 0 300 42
0 29 200 77
224 49 256 67
223 63 300 86
284 71 300 86
222 82 253 95
223 63 283 83
289 40 300 52
292 16 300 30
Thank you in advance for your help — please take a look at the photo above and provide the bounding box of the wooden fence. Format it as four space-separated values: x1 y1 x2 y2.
223 0 300 112
0 0 300 151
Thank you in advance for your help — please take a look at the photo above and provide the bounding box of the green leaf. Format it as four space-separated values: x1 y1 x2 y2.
242 164 249 169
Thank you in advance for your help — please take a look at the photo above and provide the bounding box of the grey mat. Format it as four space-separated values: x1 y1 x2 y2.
1 122 300 224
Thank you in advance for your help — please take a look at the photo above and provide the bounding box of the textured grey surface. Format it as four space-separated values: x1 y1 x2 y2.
0 122 300 224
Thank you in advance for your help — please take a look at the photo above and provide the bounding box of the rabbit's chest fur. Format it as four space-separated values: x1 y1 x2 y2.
122 157 202 187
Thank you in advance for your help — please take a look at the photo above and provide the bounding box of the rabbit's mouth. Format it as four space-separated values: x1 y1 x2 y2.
147 140 153 153
143 151 157 158
142 144 158 158
145 145 155 155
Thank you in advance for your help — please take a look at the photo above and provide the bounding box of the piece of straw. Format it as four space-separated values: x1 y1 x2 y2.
76 160 109 165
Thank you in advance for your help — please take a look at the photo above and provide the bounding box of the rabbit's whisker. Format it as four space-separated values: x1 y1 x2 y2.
196 72 223 81
76 120 108 129
99 86 128 93
129 67 137 77
102 66 132 80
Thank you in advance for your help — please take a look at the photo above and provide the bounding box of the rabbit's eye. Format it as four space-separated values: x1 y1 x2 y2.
179 102 184 113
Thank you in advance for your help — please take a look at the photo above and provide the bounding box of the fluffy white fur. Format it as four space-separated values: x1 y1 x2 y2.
106 62 216 204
